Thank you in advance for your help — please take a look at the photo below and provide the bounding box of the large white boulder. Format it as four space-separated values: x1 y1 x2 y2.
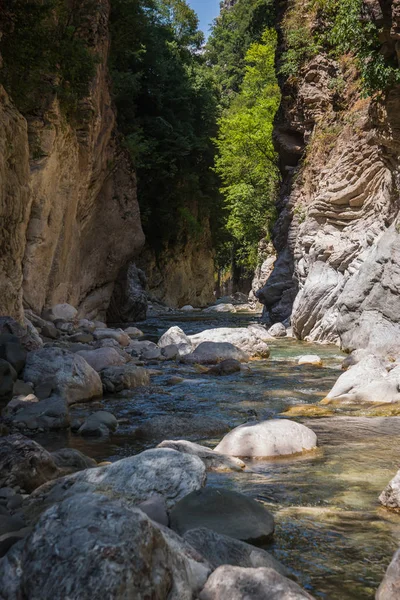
158 326 193 356
215 419 318 458
23 347 102 405
189 327 270 358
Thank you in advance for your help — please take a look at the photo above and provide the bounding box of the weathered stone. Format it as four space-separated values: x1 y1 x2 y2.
298 355 323 367
137 496 169 526
50 448 97 473
183 528 289 574
124 326 144 339
0 359 16 401
158 326 193 356
157 440 245 472
29 448 206 513
199 566 315 599
23 347 102 405
42 303 78 323
181 305 195 311
0 493 211 599
268 323 287 338
376 548 400 600
12 380 34 397
78 411 118 437
170 488 274 544
162 344 179 360
189 327 270 358
76 347 127 372
100 364 149 392
107 263 148 323
206 359 241 376
134 415 230 443
183 342 248 365
0 435 59 493
379 469 400 509
93 328 131 347
4 394 69 432
215 420 318 458
0 317 42 352
203 303 236 313
68 332 94 343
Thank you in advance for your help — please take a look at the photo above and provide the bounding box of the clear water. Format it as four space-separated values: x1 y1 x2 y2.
36 313 400 599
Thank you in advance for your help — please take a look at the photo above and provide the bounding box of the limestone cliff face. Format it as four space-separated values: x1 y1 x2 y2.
258 0 400 354
0 1 144 322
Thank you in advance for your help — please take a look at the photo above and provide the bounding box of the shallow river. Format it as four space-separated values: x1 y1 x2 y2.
38 313 400 599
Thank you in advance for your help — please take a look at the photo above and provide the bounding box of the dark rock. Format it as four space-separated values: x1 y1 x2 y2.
0 434 60 493
170 487 275 544
35 379 57 400
0 515 25 536
6 494 23 511
5 395 70 432
100 364 149 393
0 359 16 402
0 317 42 351
12 380 34 397
0 528 31 558
50 448 97 473
0 335 26 374
107 262 148 323
78 411 118 437
137 496 169 527
184 527 289 574
161 344 179 360
0 493 210 599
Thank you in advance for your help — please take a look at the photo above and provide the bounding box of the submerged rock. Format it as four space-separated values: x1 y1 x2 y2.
199 566 315 600
215 419 318 458
298 355 323 367
206 359 241 376
0 493 211 600
170 487 274 544
183 342 248 365
134 415 230 443
183 528 289 574
189 327 270 358
4 394 69 432
157 440 245 472
78 411 118 437
0 435 59 493
23 347 102 405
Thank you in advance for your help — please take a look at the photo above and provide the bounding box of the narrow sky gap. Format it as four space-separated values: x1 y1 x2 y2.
187 0 221 39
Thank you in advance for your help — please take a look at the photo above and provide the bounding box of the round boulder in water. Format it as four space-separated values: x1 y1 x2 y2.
170 487 274 544
215 419 318 458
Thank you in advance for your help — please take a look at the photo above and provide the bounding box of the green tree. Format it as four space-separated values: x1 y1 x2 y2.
214 29 281 270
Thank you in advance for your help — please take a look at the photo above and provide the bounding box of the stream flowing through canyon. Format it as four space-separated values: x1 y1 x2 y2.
35 313 400 599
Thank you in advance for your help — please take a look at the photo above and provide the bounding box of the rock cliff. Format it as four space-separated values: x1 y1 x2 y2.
258 0 400 354
0 0 145 322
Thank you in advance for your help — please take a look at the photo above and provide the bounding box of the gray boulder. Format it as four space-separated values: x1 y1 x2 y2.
134 415 230 443
137 495 169 527
183 342 248 365
162 344 180 360
215 420 317 458
124 326 144 339
157 440 245 472
0 493 210 600
158 326 193 356
76 347 128 372
0 317 42 352
23 347 102 405
50 448 97 473
78 411 118 437
93 328 131 347
42 303 77 323
184 528 289 574
0 435 59 493
268 323 287 338
100 364 149 393
4 394 69 432
376 548 400 600
29 448 206 513
207 359 241 376
379 469 400 509
170 488 274 544
189 327 270 358
199 566 315 599
0 334 26 375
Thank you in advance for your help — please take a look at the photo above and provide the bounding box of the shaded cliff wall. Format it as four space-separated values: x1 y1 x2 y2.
258 0 400 354
0 1 144 321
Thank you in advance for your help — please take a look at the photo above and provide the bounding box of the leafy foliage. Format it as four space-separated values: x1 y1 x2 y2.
110 0 221 251
0 0 97 117
214 29 281 270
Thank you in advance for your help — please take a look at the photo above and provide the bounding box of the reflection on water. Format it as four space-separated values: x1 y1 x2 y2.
35 313 400 599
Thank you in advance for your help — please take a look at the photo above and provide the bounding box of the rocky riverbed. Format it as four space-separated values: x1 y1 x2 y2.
1 306 400 599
